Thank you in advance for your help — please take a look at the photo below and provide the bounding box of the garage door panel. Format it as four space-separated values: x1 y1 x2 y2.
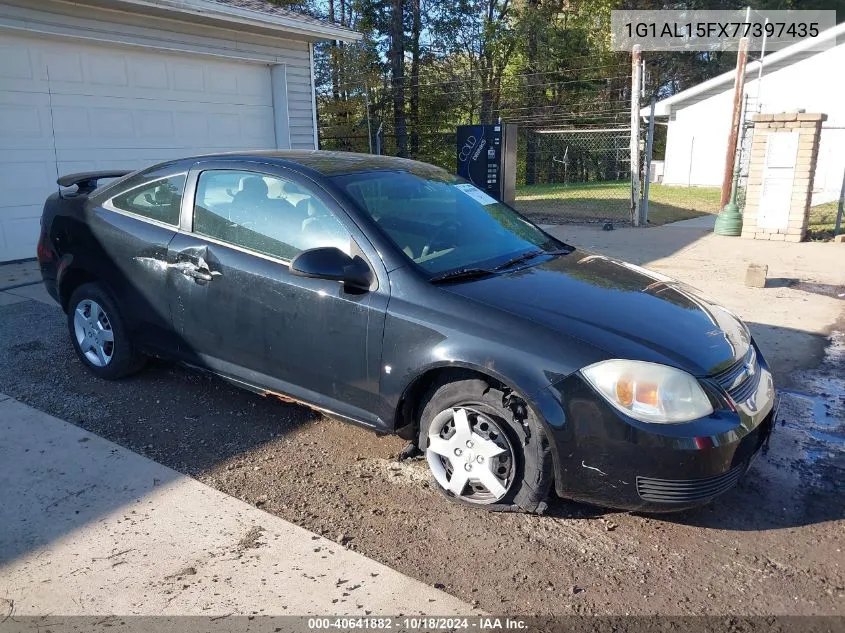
131 57 168 90
43 49 85 85
0 34 272 107
49 109 274 150
0 160 57 209
0 32 281 263
0 44 35 81
86 54 129 88
45 93 274 150
0 103 45 140
174 112 209 144
0 211 42 262
51 106 91 140
0 93 53 150
55 147 239 172
57 157 147 175
136 109 175 138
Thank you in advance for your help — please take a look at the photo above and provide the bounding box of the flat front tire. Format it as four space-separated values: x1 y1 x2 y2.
67 282 144 379
418 378 553 513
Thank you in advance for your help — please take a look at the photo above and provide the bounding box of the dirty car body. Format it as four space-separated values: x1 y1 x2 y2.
38 151 776 512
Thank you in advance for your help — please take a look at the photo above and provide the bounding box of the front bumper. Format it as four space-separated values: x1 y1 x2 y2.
546 357 776 512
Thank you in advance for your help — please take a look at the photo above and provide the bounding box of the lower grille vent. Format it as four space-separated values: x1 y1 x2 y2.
636 464 744 503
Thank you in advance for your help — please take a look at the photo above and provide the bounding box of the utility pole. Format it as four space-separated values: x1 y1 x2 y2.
714 8 752 236
720 34 749 208
630 45 642 227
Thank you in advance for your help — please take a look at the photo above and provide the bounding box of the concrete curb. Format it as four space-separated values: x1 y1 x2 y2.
0 396 475 616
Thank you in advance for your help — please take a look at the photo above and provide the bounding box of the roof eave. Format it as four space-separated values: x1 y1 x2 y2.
103 0 362 42
652 21 845 116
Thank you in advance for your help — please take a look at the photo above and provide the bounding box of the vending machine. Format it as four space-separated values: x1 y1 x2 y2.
456 123 517 204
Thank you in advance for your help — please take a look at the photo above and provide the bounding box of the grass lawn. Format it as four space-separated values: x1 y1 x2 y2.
807 201 842 240
514 181 722 226
515 181 842 239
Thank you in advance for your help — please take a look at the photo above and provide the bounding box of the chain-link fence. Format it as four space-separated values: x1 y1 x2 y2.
512 127 633 225
735 95 759 212
322 127 643 227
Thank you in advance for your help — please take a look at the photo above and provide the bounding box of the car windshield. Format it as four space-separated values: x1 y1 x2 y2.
331 169 567 275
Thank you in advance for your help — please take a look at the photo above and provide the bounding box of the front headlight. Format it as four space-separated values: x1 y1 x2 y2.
581 360 713 423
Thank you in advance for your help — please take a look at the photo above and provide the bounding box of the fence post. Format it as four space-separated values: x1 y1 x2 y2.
630 45 642 227
365 85 374 154
642 96 656 226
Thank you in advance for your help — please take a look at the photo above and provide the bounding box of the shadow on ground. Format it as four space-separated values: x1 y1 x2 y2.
517 199 712 228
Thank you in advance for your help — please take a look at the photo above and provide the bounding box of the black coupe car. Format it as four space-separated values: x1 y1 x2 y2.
38 151 776 513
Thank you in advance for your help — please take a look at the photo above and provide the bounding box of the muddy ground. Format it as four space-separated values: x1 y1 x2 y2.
0 296 842 617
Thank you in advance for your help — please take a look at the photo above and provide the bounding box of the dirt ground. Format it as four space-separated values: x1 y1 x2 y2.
0 227 842 616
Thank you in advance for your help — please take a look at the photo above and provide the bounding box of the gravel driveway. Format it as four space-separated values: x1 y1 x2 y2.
0 296 842 616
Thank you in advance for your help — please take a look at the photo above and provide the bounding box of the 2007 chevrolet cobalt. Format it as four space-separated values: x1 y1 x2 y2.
38 151 776 513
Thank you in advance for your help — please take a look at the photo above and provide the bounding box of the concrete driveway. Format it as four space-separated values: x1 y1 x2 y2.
0 395 473 617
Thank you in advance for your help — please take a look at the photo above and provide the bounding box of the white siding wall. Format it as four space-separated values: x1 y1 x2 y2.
663 42 845 197
663 90 734 187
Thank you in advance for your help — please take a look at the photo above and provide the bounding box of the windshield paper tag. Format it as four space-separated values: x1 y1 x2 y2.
454 183 498 206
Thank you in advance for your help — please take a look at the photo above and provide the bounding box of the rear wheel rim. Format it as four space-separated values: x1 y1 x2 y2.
425 407 515 504
73 299 114 367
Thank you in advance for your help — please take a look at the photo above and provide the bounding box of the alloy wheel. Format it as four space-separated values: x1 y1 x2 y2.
73 299 115 367
426 407 515 504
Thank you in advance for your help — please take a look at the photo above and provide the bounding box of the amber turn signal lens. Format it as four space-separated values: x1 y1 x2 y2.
615 377 634 407
636 382 659 407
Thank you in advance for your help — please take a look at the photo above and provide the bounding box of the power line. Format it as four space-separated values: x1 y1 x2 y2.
316 96 635 115
327 63 631 92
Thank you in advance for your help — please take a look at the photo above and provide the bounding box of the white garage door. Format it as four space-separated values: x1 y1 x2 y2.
0 33 277 263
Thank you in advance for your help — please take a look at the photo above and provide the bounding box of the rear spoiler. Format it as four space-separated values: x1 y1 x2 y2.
57 170 132 195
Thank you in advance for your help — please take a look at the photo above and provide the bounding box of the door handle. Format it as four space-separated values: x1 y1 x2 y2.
183 266 213 282
175 259 217 283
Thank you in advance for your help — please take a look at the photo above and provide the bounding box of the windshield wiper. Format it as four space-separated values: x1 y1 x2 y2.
494 248 572 272
429 267 496 284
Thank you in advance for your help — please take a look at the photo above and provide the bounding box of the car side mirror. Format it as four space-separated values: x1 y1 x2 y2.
290 247 373 291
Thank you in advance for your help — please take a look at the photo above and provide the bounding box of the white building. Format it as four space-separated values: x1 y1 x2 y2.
0 0 359 263
650 22 845 205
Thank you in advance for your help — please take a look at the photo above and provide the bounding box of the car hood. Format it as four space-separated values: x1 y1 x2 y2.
445 250 751 377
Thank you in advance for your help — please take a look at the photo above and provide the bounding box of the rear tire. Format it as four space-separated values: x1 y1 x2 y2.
418 377 553 514
67 282 145 380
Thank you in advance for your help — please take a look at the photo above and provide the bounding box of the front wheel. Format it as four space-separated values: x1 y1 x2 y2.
67 282 145 379
418 378 553 513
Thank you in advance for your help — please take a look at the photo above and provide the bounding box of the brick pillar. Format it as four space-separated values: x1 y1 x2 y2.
741 112 826 242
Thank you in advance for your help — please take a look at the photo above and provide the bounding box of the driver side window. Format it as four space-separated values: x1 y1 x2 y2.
192 170 351 261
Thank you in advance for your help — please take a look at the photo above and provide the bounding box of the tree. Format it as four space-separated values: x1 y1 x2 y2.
389 0 408 156
409 0 422 156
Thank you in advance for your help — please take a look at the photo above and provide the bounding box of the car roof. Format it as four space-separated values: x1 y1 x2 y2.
190 150 451 178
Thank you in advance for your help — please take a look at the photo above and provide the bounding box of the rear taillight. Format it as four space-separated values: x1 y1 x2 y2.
36 229 54 263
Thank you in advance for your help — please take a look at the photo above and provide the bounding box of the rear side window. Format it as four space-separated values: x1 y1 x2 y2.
109 174 186 226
